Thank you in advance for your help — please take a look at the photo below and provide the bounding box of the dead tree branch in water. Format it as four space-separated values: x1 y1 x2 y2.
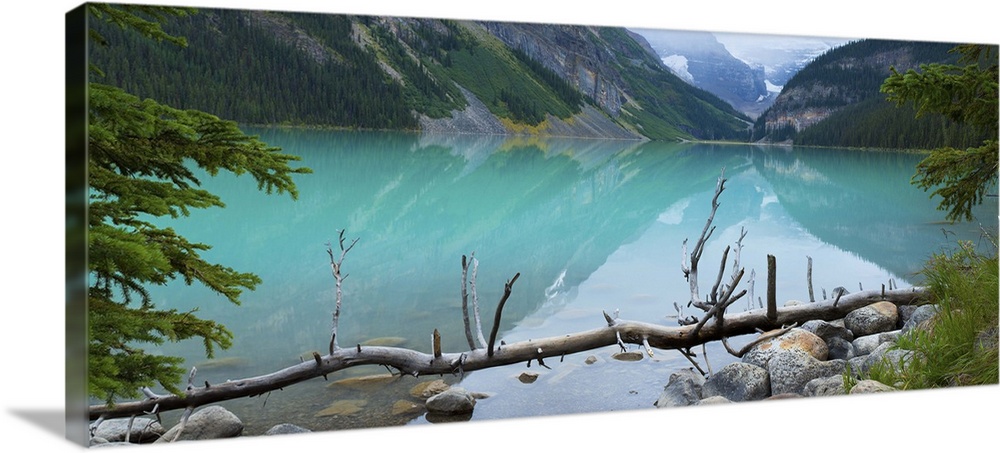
326 229 358 353
88 168 930 423
89 285 926 421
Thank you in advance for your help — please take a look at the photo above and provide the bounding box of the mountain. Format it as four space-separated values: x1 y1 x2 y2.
713 33 848 89
750 39 994 149
632 28 770 117
88 8 753 141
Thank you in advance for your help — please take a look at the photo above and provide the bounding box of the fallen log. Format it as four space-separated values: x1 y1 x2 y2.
89 285 928 421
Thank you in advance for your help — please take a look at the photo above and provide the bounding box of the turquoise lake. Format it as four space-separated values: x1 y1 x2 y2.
143 128 998 434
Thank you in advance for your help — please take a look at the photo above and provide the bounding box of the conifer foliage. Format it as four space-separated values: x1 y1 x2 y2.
881 44 999 222
86 4 310 402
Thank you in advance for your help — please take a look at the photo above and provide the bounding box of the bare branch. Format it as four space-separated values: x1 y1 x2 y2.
326 229 359 352
487 272 521 357
807 256 815 302
460 255 476 350
470 255 487 348
766 254 777 322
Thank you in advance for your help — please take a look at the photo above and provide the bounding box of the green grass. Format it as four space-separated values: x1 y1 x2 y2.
867 239 999 389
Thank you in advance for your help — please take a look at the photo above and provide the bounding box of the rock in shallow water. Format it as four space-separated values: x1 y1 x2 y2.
518 372 539 383
425 387 476 414
156 406 243 442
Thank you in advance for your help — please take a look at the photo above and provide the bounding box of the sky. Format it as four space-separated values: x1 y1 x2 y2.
3 1 997 452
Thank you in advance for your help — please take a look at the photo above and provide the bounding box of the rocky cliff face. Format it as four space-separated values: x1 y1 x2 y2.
476 21 628 117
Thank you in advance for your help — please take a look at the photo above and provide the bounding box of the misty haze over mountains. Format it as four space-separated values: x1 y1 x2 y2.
632 28 849 117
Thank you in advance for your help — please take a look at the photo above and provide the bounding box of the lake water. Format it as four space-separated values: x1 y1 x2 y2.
142 128 997 434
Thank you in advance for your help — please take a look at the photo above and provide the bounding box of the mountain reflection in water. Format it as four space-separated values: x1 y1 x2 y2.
142 129 997 434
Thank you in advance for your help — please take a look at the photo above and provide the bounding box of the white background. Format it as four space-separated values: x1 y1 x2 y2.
3 1 997 451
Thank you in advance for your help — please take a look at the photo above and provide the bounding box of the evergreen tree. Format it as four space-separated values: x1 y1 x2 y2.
882 44 999 222
86 4 310 402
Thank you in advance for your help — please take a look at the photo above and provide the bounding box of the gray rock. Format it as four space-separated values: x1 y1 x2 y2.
844 301 898 337
92 417 165 443
896 304 919 328
802 375 847 397
654 368 705 408
858 342 914 375
851 333 885 356
742 328 828 368
902 304 940 333
264 424 311 435
826 337 856 361
518 372 539 384
849 379 897 394
612 351 644 361
702 362 770 402
975 326 999 354
765 393 804 400
800 319 854 343
697 396 731 405
156 406 243 443
767 351 847 395
425 387 476 414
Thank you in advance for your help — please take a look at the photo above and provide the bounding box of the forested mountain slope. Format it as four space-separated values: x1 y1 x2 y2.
89 8 752 141
751 39 996 150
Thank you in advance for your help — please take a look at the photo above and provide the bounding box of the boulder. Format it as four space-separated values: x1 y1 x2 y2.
697 396 731 405
425 387 476 414
901 304 940 333
702 362 770 402
92 417 165 443
802 375 847 397
767 351 846 395
156 406 243 443
849 379 897 394
826 337 856 361
654 368 705 408
743 328 829 368
800 319 854 343
844 301 898 337
857 341 915 375
518 372 539 384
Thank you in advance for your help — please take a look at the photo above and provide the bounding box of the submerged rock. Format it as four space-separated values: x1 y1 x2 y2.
360 337 408 347
265 424 311 435
409 379 450 399
391 400 425 416
612 351 644 361
327 373 399 391
314 399 368 417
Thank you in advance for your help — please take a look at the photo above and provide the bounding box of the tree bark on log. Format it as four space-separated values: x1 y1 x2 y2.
89 286 927 421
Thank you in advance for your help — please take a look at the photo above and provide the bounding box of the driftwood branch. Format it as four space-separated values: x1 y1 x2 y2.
488 273 521 357
807 256 815 302
90 286 927 421
470 255 487 349
460 255 476 350
326 229 359 353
